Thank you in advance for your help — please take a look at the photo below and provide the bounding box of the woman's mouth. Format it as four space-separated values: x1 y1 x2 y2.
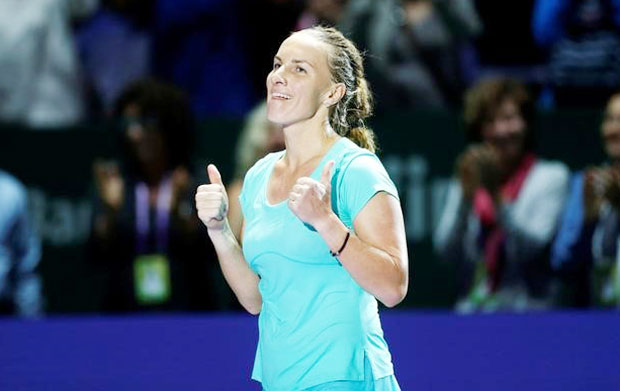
271 92 292 100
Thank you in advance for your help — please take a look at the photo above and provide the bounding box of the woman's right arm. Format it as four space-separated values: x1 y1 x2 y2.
196 164 262 315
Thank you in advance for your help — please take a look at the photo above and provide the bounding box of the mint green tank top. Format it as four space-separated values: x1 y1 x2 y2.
239 137 399 391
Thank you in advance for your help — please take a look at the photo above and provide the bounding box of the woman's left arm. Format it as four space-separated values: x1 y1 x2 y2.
315 193 409 307
289 160 409 307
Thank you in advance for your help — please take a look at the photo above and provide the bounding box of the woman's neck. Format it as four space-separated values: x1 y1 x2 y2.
281 117 340 171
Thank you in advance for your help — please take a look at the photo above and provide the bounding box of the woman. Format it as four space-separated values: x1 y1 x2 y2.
551 91 620 307
433 77 569 312
195 27 408 390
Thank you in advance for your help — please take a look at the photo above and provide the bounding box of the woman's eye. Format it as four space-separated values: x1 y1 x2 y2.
296 66 306 73
273 63 281 70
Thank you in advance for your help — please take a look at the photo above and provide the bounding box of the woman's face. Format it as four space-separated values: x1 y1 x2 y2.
602 94 620 162
481 99 527 169
266 31 334 127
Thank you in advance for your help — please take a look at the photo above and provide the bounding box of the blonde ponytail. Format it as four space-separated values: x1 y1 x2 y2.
308 26 377 153
348 127 376 152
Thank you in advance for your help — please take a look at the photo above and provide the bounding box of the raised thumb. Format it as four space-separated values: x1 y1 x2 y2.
207 164 223 185
320 160 335 188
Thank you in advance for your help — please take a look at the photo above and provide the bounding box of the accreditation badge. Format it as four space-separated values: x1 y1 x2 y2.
133 254 171 305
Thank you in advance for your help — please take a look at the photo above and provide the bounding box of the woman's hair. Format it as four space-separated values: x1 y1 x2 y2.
305 26 376 152
463 77 534 143
114 78 194 171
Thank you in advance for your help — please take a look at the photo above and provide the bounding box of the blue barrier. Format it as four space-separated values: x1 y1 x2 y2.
1 311 618 390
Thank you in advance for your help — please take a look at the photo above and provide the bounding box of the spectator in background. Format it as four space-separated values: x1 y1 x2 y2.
152 0 253 117
0 170 42 317
79 0 253 119
227 102 285 240
88 79 225 312
434 77 569 312
338 0 481 111
0 0 98 128
533 0 620 107
551 91 620 307
77 0 153 115
296 0 348 30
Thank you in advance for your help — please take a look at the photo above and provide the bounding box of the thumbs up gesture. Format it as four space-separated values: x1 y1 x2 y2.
195 164 229 230
288 160 335 228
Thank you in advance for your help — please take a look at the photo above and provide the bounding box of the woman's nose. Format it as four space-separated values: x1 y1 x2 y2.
270 67 287 86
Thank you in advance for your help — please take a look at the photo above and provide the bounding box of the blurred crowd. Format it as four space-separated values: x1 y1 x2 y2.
2 0 620 316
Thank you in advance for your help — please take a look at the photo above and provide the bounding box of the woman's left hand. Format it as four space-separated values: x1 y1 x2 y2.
288 160 335 228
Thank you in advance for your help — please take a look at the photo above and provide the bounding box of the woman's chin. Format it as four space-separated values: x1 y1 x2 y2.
266 114 294 129
266 110 286 126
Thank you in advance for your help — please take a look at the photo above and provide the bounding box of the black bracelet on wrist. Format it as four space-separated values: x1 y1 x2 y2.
330 229 351 257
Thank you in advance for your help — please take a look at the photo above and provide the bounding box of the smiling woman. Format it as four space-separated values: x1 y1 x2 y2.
195 26 407 391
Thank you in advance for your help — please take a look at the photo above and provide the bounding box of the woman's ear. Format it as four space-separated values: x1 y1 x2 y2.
323 83 346 107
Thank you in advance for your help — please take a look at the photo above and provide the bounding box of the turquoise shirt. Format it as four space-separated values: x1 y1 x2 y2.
239 137 399 391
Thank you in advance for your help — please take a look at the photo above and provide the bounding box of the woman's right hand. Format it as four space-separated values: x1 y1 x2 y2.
196 164 229 231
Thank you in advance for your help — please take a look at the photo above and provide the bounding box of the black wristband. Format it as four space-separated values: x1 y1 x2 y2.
330 230 351 257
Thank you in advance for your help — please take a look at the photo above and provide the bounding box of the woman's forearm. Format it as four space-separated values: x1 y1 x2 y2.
315 213 408 308
208 221 262 314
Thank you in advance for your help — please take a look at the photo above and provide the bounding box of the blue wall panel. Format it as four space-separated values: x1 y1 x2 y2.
1 311 619 390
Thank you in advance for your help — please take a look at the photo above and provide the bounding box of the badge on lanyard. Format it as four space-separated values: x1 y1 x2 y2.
134 254 171 304
133 176 173 305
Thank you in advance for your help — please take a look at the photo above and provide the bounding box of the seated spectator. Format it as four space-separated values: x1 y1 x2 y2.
532 0 620 107
79 0 253 119
227 102 284 240
338 0 481 111
0 0 98 128
0 170 42 317
152 0 253 117
433 77 570 312
77 0 153 115
87 79 224 312
296 0 348 30
551 91 620 307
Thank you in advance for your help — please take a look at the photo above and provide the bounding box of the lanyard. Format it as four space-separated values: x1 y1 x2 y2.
135 175 172 254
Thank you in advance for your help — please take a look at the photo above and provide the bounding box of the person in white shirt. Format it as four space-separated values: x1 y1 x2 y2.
0 0 98 128
434 77 569 312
